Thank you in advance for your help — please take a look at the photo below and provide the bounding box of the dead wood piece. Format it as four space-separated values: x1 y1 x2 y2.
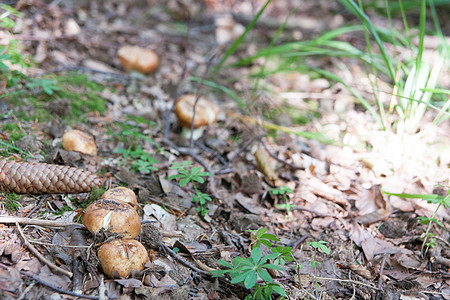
0 158 105 194
0 216 84 228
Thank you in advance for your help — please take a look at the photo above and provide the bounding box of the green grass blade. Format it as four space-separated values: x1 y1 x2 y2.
339 0 397 85
189 76 246 109
214 0 271 73
312 68 384 129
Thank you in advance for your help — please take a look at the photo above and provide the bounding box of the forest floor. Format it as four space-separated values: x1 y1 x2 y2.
0 0 449 299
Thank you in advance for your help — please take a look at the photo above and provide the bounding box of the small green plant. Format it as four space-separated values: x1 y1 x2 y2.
168 161 212 216
383 189 450 256
53 205 73 216
211 227 299 299
114 119 160 174
247 227 280 250
270 186 294 216
306 240 330 297
3 193 21 212
26 78 61 96
212 247 286 300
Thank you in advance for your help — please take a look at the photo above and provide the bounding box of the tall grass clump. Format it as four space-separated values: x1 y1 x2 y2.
223 0 449 134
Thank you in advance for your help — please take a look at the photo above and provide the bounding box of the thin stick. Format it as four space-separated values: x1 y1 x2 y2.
15 222 73 278
160 243 208 276
29 240 89 249
26 195 49 218
260 139 304 171
0 216 84 228
315 276 379 290
377 254 388 291
21 271 98 299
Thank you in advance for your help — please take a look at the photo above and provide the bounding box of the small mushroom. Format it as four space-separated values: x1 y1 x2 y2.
97 239 148 278
81 199 141 238
117 46 158 74
100 187 138 209
174 94 218 140
62 129 97 155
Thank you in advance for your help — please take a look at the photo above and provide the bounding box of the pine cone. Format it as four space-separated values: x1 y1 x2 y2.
0 158 105 194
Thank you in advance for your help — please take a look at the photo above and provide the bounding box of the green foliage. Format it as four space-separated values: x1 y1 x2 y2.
211 228 295 299
0 138 34 159
306 240 330 296
270 245 294 266
87 187 107 206
230 0 449 132
169 161 212 186
270 186 294 216
0 5 30 87
3 193 21 212
168 161 212 216
26 78 61 96
113 118 160 175
212 247 286 300
247 227 280 249
383 189 449 256
53 205 73 216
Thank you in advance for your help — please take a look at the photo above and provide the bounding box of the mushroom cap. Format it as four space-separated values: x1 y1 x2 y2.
174 94 219 129
81 199 141 238
97 239 148 278
100 187 138 209
117 46 158 74
62 129 97 155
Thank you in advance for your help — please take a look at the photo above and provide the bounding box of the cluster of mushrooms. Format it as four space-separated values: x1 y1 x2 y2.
58 46 221 278
81 187 148 278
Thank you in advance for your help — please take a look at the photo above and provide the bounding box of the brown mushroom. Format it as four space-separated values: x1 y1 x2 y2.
62 129 97 155
174 94 219 140
97 239 148 278
81 199 141 238
100 187 138 209
117 46 158 74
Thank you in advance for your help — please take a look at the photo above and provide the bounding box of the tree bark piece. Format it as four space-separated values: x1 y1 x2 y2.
0 158 105 194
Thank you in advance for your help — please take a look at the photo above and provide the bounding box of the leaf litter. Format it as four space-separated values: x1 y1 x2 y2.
0 0 449 299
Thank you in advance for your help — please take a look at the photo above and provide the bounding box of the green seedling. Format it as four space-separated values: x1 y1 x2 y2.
270 186 294 216
383 189 450 256
212 247 286 300
114 119 160 174
307 240 330 297
168 161 212 216
247 227 280 250
212 227 297 299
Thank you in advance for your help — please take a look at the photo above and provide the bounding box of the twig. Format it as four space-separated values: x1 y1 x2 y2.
195 141 228 166
17 282 35 300
0 216 84 228
21 271 99 299
260 138 304 171
315 276 379 291
25 195 49 218
29 240 89 248
227 133 263 163
377 254 387 291
291 234 309 251
15 222 73 278
291 206 336 218
160 243 208 276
